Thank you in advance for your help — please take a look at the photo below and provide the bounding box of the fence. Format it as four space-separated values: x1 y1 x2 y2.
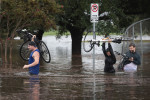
122 18 150 53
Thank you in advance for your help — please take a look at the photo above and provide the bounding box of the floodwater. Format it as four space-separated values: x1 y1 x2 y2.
0 35 150 100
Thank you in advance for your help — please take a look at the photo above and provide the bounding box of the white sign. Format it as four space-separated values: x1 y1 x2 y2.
90 3 99 23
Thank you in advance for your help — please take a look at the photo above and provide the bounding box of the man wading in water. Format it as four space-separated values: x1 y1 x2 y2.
123 43 141 72
102 42 116 73
23 36 40 75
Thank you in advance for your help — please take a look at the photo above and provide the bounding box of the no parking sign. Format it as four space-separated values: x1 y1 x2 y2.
90 3 99 23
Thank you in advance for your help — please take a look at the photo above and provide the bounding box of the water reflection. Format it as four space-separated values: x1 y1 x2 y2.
0 77 24 99
24 75 40 100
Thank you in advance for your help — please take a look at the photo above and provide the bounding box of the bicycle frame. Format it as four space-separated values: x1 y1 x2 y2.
17 29 32 41
17 29 40 44
83 31 133 52
87 37 122 47
114 51 130 70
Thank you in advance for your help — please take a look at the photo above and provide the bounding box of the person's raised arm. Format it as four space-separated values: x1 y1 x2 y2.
32 35 36 42
108 43 116 64
102 42 107 56
108 43 113 54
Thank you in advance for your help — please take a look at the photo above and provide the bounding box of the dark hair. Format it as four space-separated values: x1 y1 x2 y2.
28 41 37 47
129 43 136 47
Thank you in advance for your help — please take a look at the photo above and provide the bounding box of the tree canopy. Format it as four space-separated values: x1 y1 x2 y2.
56 0 138 35
0 0 60 37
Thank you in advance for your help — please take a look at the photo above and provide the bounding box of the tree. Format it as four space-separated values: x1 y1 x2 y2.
117 0 150 22
0 0 60 64
97 0 137 33
56 0 96 55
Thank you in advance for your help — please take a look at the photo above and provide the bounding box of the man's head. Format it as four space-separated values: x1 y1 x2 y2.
104 33 109 38
106 48 111 56
28 41 37 51
129 43 136 53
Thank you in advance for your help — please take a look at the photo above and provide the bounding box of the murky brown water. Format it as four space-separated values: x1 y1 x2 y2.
0 36 150 100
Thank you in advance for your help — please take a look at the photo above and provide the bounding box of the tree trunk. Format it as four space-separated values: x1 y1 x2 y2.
71 54 82 67
4 39 8 64
0 38 4 65
9 39 13 67
9 33 15 66
70 31 83 55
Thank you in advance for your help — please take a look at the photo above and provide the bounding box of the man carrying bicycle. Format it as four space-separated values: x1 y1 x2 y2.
23 36 40 75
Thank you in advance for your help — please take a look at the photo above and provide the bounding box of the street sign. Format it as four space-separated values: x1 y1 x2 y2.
90 3 99 23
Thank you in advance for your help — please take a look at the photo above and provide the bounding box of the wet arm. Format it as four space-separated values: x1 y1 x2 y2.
108 43 114 54
108 43 116 64
32 35 36 42
108 43 116 57
102 43 107 56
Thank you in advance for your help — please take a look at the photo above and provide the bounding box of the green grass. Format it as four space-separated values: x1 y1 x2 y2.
44 31 57 36
43 31 126 36
43 31 70 36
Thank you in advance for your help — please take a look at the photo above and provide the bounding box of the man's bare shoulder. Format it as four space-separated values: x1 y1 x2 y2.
33 51 40 57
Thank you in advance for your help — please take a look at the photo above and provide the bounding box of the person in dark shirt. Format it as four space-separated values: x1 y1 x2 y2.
123 43 141 72
102 42 116 73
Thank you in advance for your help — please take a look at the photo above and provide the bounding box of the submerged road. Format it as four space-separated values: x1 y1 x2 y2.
0 35 150 100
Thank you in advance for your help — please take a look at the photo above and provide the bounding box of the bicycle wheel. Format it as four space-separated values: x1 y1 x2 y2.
83 32 94 52
38 41 51 63
117 57 125 70
20 41 31 61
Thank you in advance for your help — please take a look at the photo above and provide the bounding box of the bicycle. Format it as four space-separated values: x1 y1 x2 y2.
114 51 129 70
83 31 132 52
16 29 51 63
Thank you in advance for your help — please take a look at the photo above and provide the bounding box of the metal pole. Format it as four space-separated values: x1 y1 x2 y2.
93 21 96 73
126 31 129 52
140 22 143 44
140 22 143 67
132 26 135 43
93 21 96 100
93 74 96 100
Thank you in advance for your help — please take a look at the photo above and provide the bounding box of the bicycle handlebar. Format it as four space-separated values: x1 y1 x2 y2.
16 29 33 36
89 36 132 44
16 29 39 43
